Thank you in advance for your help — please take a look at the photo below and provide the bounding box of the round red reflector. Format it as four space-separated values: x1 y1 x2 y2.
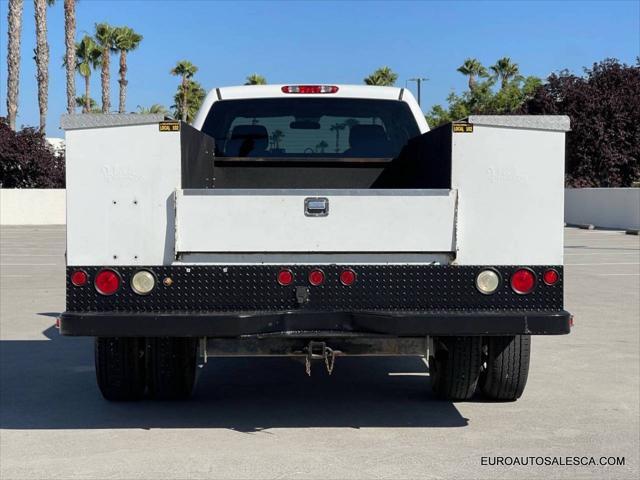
277 269 293 286
70 270 88 287
95 269 120 295
308 269 325 286
543 269 559 286
339 269 356 286
510 269 536 294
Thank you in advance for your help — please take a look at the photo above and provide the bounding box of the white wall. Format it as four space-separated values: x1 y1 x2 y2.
0 189 66 225
565 188 640 230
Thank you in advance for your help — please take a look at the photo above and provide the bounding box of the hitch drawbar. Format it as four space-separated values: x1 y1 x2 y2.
305 341 341 376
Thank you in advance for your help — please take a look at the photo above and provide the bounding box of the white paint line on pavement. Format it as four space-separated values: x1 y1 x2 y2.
0 254 60 257
0 241 65 243
564 252 640 256
0 263 57 266
1 275 33 277
565 230 629 234
0 245 64 248
595 273 640 276
565 262 640 266
0 252 64 254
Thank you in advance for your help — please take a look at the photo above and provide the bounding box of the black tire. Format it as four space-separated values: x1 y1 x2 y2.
429 336 482 401
147 337 198 400
480 335 531 401
95 337 147 401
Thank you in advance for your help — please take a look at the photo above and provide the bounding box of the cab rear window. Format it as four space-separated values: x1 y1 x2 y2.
201 98 420 159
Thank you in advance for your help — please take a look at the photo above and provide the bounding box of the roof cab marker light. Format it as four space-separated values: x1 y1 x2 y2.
95 268 121 296
281 85 339 94
510 268 536 295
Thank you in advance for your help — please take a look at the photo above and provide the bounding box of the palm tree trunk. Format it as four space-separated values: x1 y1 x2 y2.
34 0 49 132
6 0 23 131
181 76 188 122
118 50 127 113
83 74 90 113
469 75 476 92
64 0 76 115
101 48 110 113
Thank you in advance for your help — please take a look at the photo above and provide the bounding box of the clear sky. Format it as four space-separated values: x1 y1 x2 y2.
1 0 638 136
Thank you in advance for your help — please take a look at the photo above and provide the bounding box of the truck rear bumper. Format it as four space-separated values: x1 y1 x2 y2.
59 310 572 337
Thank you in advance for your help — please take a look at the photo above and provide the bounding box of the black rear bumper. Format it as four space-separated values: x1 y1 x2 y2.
59 310 572 337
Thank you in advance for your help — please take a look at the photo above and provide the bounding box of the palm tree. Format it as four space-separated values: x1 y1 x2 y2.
94 22 117 113
137 104 168 115
171 79 205 123
113 26 143 113
73 35 100 113
270 129 284 150
34 0 54 132
344 118 360 130
75 95 99 112
63 0 76 114
315 140 328 154
245 74 267 85
457 58 488 91
490 57 520 90
170 60 198 121
364 66 398 86
6 0 24 131
330 123 346 152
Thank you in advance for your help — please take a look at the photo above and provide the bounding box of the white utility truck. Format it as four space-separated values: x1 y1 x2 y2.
60 84 571 402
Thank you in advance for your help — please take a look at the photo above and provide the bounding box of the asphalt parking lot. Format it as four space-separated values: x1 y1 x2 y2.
0 225 638 480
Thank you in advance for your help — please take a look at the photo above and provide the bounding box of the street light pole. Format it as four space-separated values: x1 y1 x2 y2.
407 77 428 107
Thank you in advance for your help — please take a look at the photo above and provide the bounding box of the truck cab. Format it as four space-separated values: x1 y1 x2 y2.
60 84 571 402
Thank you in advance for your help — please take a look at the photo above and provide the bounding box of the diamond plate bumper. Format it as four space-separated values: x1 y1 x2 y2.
66 265 564 312
62 264 570 337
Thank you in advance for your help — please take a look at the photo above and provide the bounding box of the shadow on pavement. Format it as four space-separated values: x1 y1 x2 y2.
0 325 468 431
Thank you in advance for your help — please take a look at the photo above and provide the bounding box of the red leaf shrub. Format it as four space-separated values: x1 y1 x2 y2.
521 59 640 187
0 118 65 188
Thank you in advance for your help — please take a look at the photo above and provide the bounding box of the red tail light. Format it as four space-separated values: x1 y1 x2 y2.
277 269 294 286
70 270 88 287
510 268 536 294
339 269 356 286
543 269 559 286
95 269 121 295
281 85 339 94
308 269 325 286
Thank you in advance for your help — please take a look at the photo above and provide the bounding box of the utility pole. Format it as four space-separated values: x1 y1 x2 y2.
407 77 428 107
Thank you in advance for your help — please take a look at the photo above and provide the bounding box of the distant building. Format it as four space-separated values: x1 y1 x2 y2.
46 137 65 157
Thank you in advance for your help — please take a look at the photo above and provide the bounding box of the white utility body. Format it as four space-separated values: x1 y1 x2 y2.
61 84 572 403
64 85 567 266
